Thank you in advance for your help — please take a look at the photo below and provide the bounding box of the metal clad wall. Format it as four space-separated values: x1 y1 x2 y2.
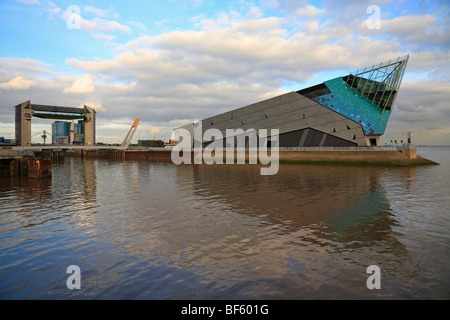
199 91 367 147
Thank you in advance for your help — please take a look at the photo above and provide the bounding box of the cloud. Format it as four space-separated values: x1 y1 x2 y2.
44 1 61 18
83 101 106 112
0 57 54 75
53 3 132 40
92 33 116 41
79 17 131 33
16 0 40 4
296 4 325 18
246 6 264 19
383 79 450 145
63 74 95 94
359 14 450 50
84 5 107 18
65 9 447 119
0 76 36 90
127 20 149 33
260 0 309 15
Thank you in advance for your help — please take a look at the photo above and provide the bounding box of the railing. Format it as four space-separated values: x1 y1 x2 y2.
128 146 171 151
278 145 416 151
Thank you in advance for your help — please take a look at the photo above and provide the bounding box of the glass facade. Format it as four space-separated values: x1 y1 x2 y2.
52 121 83 144
52 121 69 137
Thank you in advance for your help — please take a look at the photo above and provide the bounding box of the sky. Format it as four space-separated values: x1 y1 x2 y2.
0 0 449 145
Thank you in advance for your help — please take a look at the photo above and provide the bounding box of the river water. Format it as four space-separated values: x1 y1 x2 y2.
0 147 449 300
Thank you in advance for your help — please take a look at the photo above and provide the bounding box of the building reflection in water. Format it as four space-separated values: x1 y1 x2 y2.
172 163 417 290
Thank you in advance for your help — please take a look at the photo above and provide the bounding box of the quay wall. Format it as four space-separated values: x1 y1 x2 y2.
65 148 437 166
0 157 51 178
1 149 52 178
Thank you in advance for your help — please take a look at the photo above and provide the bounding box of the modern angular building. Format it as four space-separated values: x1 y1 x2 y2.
176 55 408 148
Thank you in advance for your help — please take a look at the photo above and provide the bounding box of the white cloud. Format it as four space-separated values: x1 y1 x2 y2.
75 16 131 33
0 76 36 90
82 102 106 112
84 5 107 18
63 74 95 94
0 57 54 75
55 4 132 40
296 5 324 18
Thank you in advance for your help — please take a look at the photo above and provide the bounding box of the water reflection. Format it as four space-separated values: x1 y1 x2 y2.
181 164 408 238
52 158 98 229
1 155 448 299
172 165 413 288
0 176 53 233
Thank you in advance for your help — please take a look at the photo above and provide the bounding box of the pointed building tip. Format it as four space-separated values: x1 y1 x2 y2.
343 55 409 113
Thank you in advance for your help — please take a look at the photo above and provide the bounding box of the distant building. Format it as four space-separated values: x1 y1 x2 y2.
138 139 165 148
52 121 84 145
175 55 409 148
0 137 15 146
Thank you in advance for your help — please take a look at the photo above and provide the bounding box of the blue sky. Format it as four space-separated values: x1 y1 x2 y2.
0 0 449 145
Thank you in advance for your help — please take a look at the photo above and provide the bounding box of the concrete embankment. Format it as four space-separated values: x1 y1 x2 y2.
65 148 438 166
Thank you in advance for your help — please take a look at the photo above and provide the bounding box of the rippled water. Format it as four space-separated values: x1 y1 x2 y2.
1 147 449 299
